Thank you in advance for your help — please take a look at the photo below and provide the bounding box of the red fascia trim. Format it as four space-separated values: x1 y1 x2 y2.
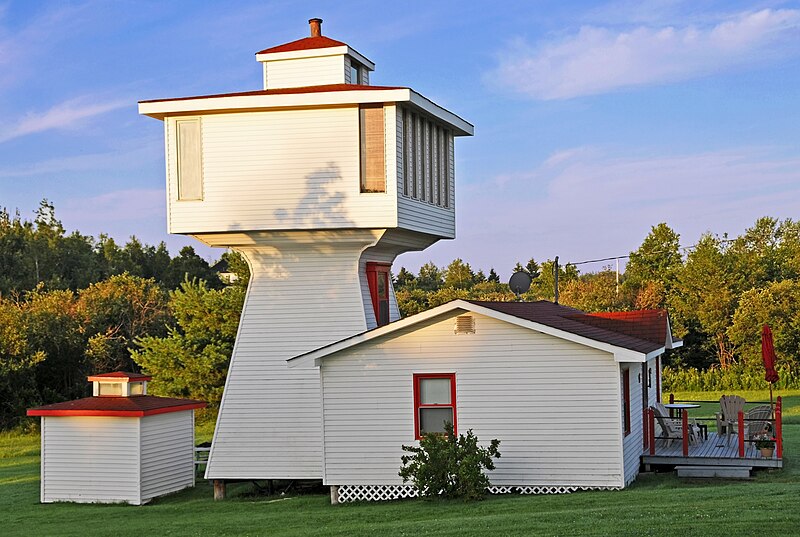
27 402 206 418
413 373 457 440
655 356 661 403
87 375 152 382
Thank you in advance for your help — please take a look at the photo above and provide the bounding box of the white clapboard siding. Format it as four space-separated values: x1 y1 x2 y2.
621 364 644 485
320 312 625 488
265 55 346 89
206 231 390 480
41 416 141 504
140 411 195 502
165 107 397 235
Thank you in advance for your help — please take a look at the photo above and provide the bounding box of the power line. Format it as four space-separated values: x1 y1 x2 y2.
568 238 735 267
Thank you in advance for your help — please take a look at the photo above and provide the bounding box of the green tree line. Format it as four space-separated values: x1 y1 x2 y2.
2 201 798 429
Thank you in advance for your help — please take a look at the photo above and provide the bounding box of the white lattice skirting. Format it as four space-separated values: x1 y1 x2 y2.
336 484 621 503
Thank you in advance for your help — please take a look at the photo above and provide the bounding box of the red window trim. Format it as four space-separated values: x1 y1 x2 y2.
366 262 391 326
413 373 457 440
622 369 631 436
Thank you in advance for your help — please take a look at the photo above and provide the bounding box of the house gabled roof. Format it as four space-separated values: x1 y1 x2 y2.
288 300 680 368
27 396 206 418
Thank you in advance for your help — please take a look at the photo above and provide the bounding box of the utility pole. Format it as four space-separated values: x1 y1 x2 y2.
553 256 559 305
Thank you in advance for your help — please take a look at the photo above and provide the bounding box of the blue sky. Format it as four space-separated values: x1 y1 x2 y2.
1 0 798 278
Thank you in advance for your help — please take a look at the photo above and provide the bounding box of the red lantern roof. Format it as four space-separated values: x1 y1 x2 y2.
87 371 152 382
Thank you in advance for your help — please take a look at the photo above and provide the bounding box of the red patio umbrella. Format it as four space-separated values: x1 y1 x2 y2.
761 324 780 418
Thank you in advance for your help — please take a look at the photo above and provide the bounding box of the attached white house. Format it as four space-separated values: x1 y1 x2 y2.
289 300 681 503
27 372 205 505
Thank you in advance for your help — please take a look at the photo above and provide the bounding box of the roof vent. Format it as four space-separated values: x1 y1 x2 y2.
454 315 475 335
309 18 322 37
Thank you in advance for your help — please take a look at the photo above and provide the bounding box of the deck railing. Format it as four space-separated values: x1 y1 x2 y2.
646 395 783 459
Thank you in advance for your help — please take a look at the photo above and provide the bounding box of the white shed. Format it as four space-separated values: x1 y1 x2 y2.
27 372 206 505
289 300 681 503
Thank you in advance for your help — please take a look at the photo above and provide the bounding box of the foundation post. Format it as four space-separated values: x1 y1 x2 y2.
330 485 340 505
213 479 226 501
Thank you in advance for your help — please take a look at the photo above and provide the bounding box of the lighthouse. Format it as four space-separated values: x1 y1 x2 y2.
138 19 473 486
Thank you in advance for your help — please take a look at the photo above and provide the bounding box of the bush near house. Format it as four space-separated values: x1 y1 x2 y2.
399 422 501 500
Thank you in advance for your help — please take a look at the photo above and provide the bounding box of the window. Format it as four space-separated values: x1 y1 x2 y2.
129 382 144 396
176 118 203 200
399 106 451 208
655 357 661 403
413 373 456 439
359 105 385 193
366 262 391 326
98 383 123 396
349 60 362 84
621 369 631 436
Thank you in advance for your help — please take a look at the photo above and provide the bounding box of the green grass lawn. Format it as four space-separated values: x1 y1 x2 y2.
4 392 800 537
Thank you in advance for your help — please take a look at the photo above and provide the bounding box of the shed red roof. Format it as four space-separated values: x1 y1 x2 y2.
138 83 405 104
467 301 671 354
87 371 152 382
27 396 205 418
256 35 347 55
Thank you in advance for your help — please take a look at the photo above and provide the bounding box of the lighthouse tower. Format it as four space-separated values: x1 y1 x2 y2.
139 19 473 483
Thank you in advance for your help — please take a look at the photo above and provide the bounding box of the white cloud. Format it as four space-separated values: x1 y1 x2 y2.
489 8 800 100
0 97 129 143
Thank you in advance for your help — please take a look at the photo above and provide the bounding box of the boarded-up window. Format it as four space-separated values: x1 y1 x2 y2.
176 119 203 200
359 105 385 193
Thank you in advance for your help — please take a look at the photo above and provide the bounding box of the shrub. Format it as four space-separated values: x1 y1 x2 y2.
399 422 500 500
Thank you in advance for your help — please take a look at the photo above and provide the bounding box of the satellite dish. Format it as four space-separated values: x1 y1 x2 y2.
509 271 532 297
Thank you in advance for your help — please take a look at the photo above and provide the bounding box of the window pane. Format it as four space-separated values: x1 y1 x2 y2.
420 378 451 404
130 382 144 395
420 407 453 435
359 105 385 192
177 120 203 200
98 383 122 396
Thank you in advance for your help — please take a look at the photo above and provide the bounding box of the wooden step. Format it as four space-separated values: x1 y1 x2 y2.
676 465 752 479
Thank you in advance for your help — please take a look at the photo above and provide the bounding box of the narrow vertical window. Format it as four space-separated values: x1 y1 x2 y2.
655 356 661 403
431 123 439 206
427 122 434 203
621 369 631 436
366 262 391 326
402 108 411 197
349 59 362 84
443 130 450 208
419 117 426 201
359 105 385 193
176 119 203 200
413 373 456 439
411 113 419 199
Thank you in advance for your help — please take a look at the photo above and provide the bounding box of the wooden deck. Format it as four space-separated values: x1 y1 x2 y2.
641 432 782 469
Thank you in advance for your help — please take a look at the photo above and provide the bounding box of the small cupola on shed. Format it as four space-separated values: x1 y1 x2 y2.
89 371 150 397
255 18 375 89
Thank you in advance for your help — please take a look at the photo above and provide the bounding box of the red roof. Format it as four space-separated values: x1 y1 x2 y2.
257 35 347 55
139 83 405 104
87 371 152 382
27 396 206 418
582 310 669 347
467 301 672 354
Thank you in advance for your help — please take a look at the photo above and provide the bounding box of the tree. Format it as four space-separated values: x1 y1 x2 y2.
220 250 251 288
394 267 416 289
132 279 245 412
416 262 443 291
164 246 220 289
671 234 739 369
487 268 500 283
728 280 800 370
443 258 475 290
560 269 623 312
623 223 682 307
77 274 170 374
